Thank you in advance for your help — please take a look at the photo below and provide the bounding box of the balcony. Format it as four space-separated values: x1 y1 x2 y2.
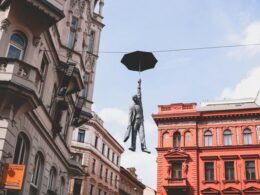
164 178 187 188
0 58 41 117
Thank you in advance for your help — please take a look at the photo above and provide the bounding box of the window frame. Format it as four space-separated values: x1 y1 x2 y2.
224 161 235 181
77 129 85 143
223 129 232 146
30 152 44 189
204 162 214 182
173 132 181 148
204 130 213 147
245 160 256 181
243 128 252 145
7 32 27 60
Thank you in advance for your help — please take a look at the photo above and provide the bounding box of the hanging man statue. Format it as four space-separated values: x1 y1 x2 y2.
124 79 151 154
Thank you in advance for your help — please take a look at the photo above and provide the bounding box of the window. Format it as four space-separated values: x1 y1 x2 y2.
92 158 96 174
115 175 118 188
204 130 213 146
13 133 29 164
205 162 214 181
89 184 94 195
224 130 232 146
110 172 113 185
67 17 78 49
88 31 95 53
172 161 182 179
73 179 82 195
40 54 48 75
185 131 191 146
107 148 110 159
116 156 120 166
59 177 65 195
162 132 170 147
225 161 234 181
105 168 108 182
104 192 107 195
30 152 44 194
173 132 181 147
7 32 27 59
98 189 102 195
112 152 115 163
245 161 256 181
77 129 85 143
243 128 252 145
48 167 57 191
102 143 105 155
94 136 98 148
99 164 103 178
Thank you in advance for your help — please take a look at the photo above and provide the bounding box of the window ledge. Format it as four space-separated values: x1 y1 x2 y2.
202 180 218 184
243 179 259 184
222 180 239 184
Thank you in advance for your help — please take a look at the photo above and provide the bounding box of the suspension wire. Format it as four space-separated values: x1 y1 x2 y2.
40 43 260 55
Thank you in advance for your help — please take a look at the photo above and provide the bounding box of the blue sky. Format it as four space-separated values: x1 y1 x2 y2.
93 0 260 189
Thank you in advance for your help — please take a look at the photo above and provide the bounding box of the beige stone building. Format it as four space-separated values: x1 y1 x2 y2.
0 0 104 194
70 113 124 195
119 167 146 195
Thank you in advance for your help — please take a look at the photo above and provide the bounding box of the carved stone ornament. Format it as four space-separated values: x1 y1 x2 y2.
0 18 10 32
33 36 41 47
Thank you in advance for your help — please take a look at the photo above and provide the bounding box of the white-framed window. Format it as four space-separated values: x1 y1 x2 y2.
13 133 30 164
7 32 27 59
67 17 78 49
30 152 44 194
224 129 232 145
243 128 252 145
48 167 57 191
204 130 213 146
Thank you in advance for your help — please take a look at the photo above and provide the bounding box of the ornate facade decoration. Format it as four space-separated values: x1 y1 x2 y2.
0 18 10 32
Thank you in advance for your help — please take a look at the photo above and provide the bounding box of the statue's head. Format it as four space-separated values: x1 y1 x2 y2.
132 95 139 104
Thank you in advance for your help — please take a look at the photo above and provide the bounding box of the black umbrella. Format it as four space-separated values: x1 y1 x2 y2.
121 51 157 72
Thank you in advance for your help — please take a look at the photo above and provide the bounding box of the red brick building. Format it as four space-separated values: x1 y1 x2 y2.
153 98 260 195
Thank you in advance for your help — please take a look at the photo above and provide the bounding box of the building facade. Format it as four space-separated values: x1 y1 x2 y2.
119 167 146 195
0 0 104 194
70 113 124 195
153 97 260 195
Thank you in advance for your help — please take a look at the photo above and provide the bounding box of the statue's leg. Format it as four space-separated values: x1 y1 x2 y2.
131 122 139 150
139 122 147 150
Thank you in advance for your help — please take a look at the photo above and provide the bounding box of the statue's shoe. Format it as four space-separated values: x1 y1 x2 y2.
142 148 151 154
129 147 136 152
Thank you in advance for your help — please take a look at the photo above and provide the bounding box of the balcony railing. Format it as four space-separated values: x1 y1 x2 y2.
0 58 41 97
165 178 187 187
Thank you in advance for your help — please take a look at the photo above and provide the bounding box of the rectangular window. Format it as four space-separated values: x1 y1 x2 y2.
94 136 98 148
225 161 234 181
98 189 102 195
88 31 95 53
117 156 120 166
115 175 118 188
92 158 96 174
205 162 214 181
112 152 115 163
246 161 256 181
77 129 85 143
105 168 108 182
67 17 78 49
100 164 103 179
89 184 94 195
172 162 182 179
107 148 110 159
73 179 82 194
102 143 105 155
110 172 113 185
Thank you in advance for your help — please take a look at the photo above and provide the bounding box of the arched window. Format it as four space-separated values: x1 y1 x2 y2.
162 132 169 147
173 132 181 147
59 177 65 195
204 130 213 146
184 131 191 146
48 167 57 191
7 32 27 59
13 133 30 164
30 152 44 194
224 129 232 145
243 128 252 145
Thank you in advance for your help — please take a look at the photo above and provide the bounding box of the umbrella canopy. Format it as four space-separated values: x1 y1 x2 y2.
121 51 157 72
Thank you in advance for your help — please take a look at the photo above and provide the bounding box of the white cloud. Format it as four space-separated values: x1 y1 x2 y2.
227 21 260 58
99 107 128 126
219 66 260 99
